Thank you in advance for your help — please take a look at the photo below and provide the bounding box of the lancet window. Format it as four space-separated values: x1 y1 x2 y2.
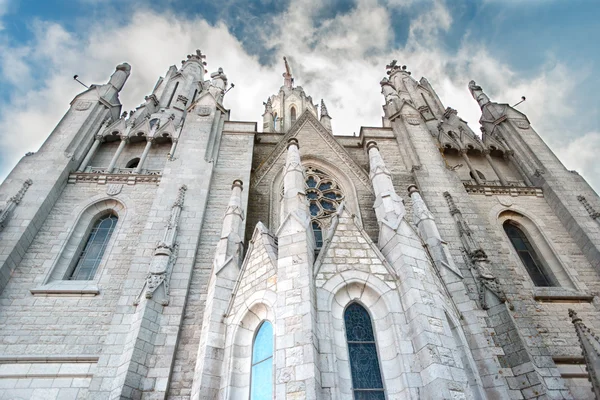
250 321 273 400
69 213 118 280
503 221 554 287
305 167 344 247
344 303 385 399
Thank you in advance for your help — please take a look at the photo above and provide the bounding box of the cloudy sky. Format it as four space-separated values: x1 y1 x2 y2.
0 0 598 191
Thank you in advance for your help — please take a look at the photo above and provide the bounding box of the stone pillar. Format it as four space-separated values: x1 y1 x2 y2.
135 138 154 174
484 149 508 186
367 141 405 223
505 150 534 186
77 134 103 172
275 138 320 399
460 148 483 185
107 137 129 173
192 180 245 399
167 138 178 160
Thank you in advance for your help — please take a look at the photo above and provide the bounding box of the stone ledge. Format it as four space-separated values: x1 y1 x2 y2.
0 355 99 363
533 287 594 303
30 281 100 296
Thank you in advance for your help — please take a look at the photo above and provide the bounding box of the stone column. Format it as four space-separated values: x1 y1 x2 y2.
167 138 178 160
460 148 483 185
135 137 154 174
191 180 245 399
367 141 405 223
275 138 320 399
484 149 508 186
77 134 103 172
107 137 129 173
505 150 533 186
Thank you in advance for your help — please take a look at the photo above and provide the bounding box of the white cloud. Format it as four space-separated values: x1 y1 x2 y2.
0 0 596 194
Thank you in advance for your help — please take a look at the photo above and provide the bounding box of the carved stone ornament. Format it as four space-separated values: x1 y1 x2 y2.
197 106 212 117
0 179 32 230
106 184 123 196
74 101 92 111
497 196 513 207
404 114 421 125
513 119 530 129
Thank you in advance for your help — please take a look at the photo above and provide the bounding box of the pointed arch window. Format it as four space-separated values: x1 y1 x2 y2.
503 221 554 287
69 213 118 280
344 303 385 399
250 321 273 400
290 106 297 125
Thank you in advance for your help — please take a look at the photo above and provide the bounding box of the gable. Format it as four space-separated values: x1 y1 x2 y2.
250 111 373 195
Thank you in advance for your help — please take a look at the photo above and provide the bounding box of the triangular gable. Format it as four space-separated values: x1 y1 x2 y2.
128 117 151 138
154 118 177 139
314 204 397 286
226 222 278 313
101 117 127 137
250 111 373 194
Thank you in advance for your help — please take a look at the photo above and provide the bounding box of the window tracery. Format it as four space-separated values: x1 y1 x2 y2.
305 167 344 247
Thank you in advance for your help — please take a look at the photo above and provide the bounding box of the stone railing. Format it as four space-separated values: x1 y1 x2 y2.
462 181 543 197
70 167 162 185
461 179 527 187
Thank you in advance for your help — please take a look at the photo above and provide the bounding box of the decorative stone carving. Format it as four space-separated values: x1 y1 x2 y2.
176 95 188 105
134 184 187 306
0 179 33 230
404 114 421 125
106 184 123 196
197 106 212 117
74 101 92 111
577 195 600 220
513 119 530 129
444 191 505 309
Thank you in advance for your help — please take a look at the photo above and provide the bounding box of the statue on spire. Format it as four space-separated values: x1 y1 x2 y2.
468 80 491 109
283 56 294 89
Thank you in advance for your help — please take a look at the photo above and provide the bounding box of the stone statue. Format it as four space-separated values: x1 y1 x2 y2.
468 80 490 108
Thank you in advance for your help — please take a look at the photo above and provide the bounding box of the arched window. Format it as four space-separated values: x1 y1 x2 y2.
344 303 385 399
312 221 323 248
69 213 118 280
290 106 297 125
250 321 273 400
470 170 486 180
503 221 554 287
126 158 140 168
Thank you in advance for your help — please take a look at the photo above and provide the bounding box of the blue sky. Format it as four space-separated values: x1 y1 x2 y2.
0 0 598 191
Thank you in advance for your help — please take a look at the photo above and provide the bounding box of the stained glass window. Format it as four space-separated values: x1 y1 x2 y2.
290 106 297 125
344 303 385 399
250 321 273 400
69 213 118 280
304 167 344 248
503 221 554 287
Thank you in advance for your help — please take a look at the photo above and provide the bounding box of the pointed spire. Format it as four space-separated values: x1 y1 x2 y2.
283 56 294 89
263 97 273 115
320 99 330 118
569 309 600 396
320 99 332 132
281 138 308 222
213 180 245 275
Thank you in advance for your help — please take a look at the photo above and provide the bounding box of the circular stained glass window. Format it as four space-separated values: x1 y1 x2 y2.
305 167 344 247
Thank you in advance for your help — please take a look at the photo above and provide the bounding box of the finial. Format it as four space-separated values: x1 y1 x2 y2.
569 309 582 324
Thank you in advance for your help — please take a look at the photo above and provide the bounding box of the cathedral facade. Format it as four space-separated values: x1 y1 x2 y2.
1 50 600 400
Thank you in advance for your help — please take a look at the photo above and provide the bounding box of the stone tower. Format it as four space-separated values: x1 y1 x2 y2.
0 53 600 400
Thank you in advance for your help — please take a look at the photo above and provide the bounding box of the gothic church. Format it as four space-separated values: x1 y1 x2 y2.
1 50 600 400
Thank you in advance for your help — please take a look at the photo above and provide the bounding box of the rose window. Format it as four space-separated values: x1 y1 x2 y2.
305 167 344 247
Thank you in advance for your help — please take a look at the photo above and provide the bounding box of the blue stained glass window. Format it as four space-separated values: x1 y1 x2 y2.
344 303 385 399
319 182 332 191
250 321 273 400
503 222 554 287
70 214 118 280
310 203 320 217
307 191 318 200
303 168 344 248
321 200 335 211
307 177 317 188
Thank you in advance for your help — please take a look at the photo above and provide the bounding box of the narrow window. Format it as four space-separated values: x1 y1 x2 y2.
344 303 385 399
69 213 118 280
167 81 179 108
290 106 297 125
126 158 140 168
312 221 323 248
503 221 554 287
191 89 198 105
250 321 273 400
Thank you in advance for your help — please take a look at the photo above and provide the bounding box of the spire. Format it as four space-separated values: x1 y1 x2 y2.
569 309 600 397
320 99 332 132
283 56 294 89
468 80 491 109
281 138 308 222
213 180 245 273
